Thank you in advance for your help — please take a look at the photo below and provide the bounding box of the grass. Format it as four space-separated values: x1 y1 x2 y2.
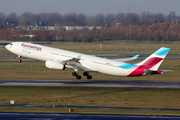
0 59 179 81
0 87 180 115
0 42 180 115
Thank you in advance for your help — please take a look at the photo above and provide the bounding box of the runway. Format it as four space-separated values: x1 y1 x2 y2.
0 112 180 120
1 104 180 111
1 80 180 88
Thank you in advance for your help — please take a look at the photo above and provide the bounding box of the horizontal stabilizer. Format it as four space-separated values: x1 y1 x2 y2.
132 54 139 59
161 70 173 72
113 54 139 62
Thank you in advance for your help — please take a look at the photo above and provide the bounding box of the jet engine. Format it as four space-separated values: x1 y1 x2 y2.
45 60 65 70
144 69 152 74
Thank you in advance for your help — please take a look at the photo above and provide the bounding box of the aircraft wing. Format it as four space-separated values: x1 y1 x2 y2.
112 54 139 62
60 55 85 70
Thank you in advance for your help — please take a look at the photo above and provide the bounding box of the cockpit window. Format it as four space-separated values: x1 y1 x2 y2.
10 44 13 45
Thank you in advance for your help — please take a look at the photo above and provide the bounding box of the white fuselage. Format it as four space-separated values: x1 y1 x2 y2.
5 42 133 76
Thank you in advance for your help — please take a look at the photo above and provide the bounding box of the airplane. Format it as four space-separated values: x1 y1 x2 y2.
5 42 170 79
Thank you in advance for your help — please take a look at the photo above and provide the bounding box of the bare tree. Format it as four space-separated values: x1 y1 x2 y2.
20 12 34 25
166 11 177 22
115 13 126 25
48 12 63 26
126 12 139 25
0 12 5 25
7 12 18 23
86 14 104 26
18 16 29 26
140 11 152 25
105 14 115 27
152 13 165 23
63 12 78 26
77 13 86 26
32 13 40 25
39 13 49 25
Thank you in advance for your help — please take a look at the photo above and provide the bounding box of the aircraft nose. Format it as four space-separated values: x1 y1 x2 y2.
5 44 9 50
5 44 11 50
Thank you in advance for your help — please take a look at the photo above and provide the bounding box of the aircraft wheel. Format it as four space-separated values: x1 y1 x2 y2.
83 72 88 76
72 72 77 76
18 59 22 63
76 75 81 79
87 75 92 79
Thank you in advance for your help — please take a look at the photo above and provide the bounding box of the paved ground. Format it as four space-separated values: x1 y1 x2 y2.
0 112 180 120
1 80 180 88
1 104 180 111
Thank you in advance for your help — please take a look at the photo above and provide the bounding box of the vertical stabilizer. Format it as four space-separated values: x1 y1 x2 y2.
137 47 170 70
128 47 170 76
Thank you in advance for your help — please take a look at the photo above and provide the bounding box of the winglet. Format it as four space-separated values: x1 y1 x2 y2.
76 55 81 59
74 55 81 62
132 54 139 59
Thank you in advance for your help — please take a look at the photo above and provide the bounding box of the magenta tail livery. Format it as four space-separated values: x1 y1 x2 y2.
5 42 170 79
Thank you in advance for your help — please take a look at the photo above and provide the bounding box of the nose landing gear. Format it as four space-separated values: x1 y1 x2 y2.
16 56 22 63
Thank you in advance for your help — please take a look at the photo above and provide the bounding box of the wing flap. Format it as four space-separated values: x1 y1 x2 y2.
61 55 84 69
62 55 97 71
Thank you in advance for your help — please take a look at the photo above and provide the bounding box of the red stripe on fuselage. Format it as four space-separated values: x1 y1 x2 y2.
128 57 163 76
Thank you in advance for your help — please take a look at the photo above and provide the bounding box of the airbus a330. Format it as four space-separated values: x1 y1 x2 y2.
5 42 170 79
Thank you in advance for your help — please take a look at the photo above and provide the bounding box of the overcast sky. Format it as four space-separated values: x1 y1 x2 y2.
0 0 180 16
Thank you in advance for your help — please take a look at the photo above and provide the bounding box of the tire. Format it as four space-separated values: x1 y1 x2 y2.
18 59 22 63
87 75 92 79
76 75 81 79
72 72 77 76
83 72 88 76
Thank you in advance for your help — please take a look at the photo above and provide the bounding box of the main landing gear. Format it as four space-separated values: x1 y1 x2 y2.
72 71 92 80
83 72 92 79
72 71 82 79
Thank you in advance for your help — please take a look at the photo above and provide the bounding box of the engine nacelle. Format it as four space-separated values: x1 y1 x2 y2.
144 69 152 74
45 60 65 70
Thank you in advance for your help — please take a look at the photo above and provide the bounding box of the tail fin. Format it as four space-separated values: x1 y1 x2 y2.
128 47 170 76
137 47 170 70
